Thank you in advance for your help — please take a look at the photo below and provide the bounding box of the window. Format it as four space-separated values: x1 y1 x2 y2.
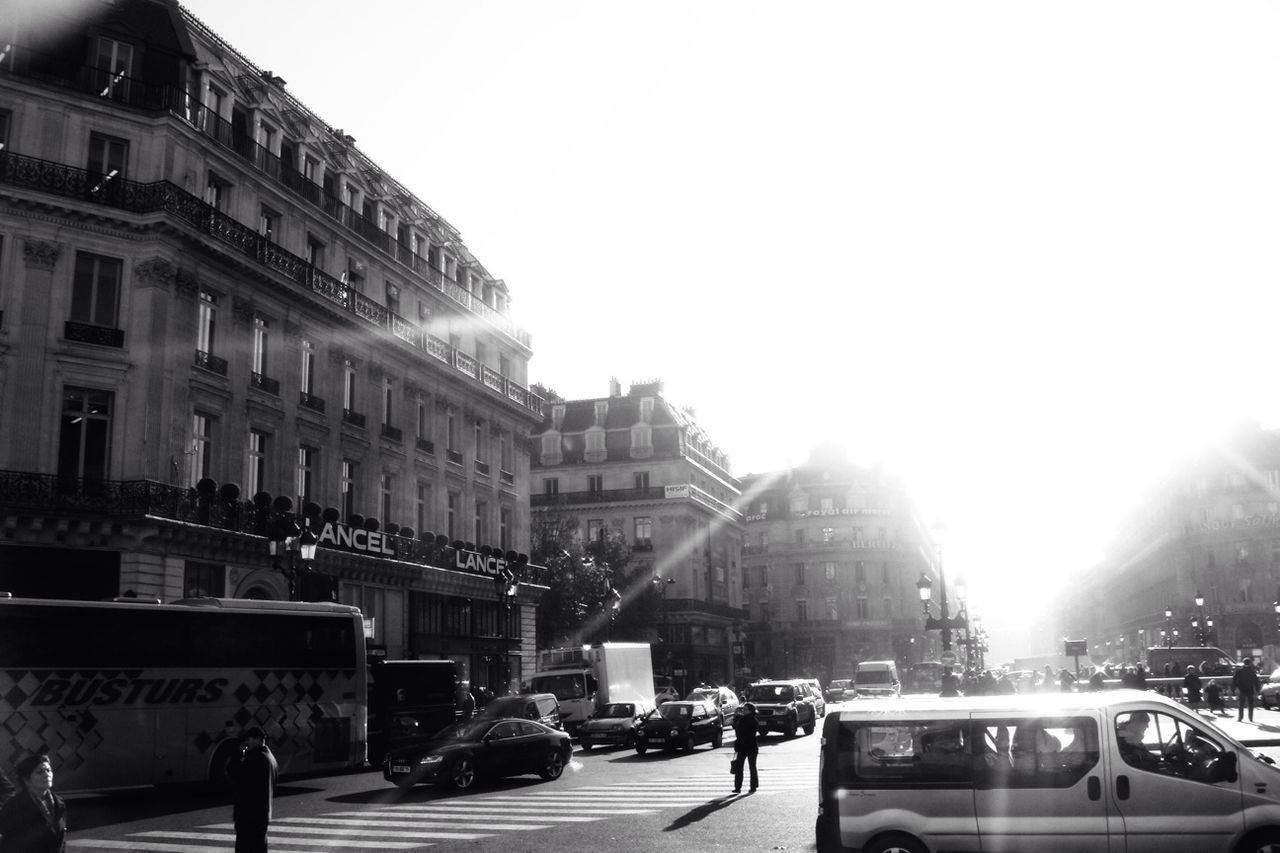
380 473 393 523
827 596 838 620
544 478 560 495
794 563 805 585
87 132 128 191
742 566 750 588
588 475 603 494
499 354 510 377
635 471 650 490
197 290 217 355
95 36 133 100
247 429 269 496
382 378 394 426
594 401 608 424
341 459 357 521
446 409 457 450
303 154 319 184
585 429 605 455
640 397 654 422
794 528 805 544
259 122 277 154
634 517 652 548
306 235 325 268
474 420 486 461
587 519 604 543
968 716 1102 789
183 561 225 598
205 170 230 211
475 500 487 543
386 282 400 315
300 340 316 394
822 526 835 543
57 387 112 481
345 258 364 292
416 482 431 533
259 204 279 241
855 597 868 619
796 599 808 622
855 561 866 582
0 110 9 148
760 565 769 586
252 317 269 376
297 445 316 506
824 562 836 583
500 506 512 550
416 399 430 440
500 431 513 474
70 252 121 328
447 492 458 539
190 412 215 487
343 360 357 411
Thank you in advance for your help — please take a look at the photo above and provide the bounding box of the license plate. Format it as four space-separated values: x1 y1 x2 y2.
649 737 665 743
391 763 411 774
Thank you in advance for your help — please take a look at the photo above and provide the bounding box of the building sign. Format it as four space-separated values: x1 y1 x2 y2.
452 548 510 578
797 508 891 518
1192 514 1280 532
317 521 396 556
665 485 691 499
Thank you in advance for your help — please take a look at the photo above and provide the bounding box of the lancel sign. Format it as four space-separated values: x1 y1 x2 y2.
314 520 515 579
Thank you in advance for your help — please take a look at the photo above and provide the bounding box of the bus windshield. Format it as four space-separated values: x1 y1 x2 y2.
0 597 367 792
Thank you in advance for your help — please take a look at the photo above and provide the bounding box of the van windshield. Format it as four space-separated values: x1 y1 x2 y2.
858 671 893 685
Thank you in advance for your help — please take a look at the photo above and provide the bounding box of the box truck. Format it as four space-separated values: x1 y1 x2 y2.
528 642 656 735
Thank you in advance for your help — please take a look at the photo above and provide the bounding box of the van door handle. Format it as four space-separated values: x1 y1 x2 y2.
1087 776 1101 800
1116 775 1130 800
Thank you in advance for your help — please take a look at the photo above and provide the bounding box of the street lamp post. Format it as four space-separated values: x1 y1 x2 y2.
1164 607 1174 648
916 570 966 697
653 574 675 682
1195 591 1206 645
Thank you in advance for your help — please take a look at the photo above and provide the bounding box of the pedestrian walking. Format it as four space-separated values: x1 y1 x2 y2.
0 752 67 853
731 703 759 794
229 726 279 853
1234 657 1261 722
1183 665 1203 707
1206 678 1226 715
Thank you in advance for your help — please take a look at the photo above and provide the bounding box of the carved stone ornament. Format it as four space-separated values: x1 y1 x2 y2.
134 257 176 286
231 296 254 325
22 240 61 271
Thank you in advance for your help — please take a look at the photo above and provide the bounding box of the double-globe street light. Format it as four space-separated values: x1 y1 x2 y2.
916 570 967 697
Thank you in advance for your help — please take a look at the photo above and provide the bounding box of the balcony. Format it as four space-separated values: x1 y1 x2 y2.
446 449 464 466
474 459 491 477
500 469 515 487
299 391 326 413
0 42 532 352
249 372 279 395
194 350 227 376
64 321 125 348
381 423 403 442
342 409 366 428
531 486 666 507
415 437 435 454
0 149 544 419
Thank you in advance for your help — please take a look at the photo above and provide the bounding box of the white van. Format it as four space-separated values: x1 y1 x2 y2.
816 690 1280 853
853 660 901 698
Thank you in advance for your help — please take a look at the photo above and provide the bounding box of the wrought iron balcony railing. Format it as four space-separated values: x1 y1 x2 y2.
0 149 542 417
531 486 667 507
250 372 279 395
299 391 326 413
416 437 435 454
446 449 464 466
381 423 403 442
0 44 532 350
65 321 125 348
342 409 366 428
194 349 227 376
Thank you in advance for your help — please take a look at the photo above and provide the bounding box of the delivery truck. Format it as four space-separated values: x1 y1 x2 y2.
528 642 656 736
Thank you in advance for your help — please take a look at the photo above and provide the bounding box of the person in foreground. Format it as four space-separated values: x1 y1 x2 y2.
732 702 760 794
230 726 279 853
0 752 67 853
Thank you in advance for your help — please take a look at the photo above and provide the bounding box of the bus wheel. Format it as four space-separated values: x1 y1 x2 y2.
207 740 240 793
444 757 476 790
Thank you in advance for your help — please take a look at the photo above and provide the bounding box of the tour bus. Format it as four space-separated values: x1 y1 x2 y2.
0 594 367 792
817 690 1280 853
367 659 462 766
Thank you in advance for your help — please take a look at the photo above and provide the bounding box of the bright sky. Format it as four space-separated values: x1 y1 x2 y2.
179 0 1280 662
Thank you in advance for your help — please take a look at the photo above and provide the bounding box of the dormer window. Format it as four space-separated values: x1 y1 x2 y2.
551 405 566 430
594 401 608 425
640 397 654 423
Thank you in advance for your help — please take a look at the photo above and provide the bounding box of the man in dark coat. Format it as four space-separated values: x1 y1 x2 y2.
229 726 279 853
0 752 68 853
731 703 760 794
1234 657 1261 722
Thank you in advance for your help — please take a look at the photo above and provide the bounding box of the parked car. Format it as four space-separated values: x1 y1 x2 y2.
824 679 853 703
802 679 827 717
383 717 572 790
634 700 723 754
1261 668 1280 709
741 679 817 737
578 701 653 750
685 684 740 724
474 693 563 730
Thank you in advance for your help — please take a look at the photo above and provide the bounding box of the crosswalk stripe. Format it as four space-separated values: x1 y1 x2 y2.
277 816 540 831
134 831 422 849
71 843 253 852
202 823 467 841
351 806 638 818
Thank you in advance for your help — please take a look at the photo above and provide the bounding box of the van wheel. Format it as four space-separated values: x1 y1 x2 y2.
863 832 927 853
1237 829 1280 853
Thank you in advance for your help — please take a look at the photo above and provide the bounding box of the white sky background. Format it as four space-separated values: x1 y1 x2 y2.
181 0 1280 663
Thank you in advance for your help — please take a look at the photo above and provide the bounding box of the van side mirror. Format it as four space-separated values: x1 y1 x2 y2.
1210 751 1239 783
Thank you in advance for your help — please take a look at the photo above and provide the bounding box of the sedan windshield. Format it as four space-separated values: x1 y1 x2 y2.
433 720 491 742
598 703 635 718
659 704 693 720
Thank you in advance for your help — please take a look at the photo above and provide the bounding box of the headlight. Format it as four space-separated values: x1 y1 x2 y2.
669 728 679 737
418 755 444 765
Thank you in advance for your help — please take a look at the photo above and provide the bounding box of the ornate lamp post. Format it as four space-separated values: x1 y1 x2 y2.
955 574 970 671
1164 607 1174 648
916 569 966 697
1195 591 1206 645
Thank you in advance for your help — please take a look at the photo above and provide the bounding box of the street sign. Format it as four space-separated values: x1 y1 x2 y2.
940 650 957 666
1064 639 1088 657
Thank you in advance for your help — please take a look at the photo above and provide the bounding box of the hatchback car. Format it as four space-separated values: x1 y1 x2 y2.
1261 668 1280 709
474 693 563 730
384 717 572 789
634 700 723 753
578 701 653 750
802 679 827 717
685 685 740 725
824 679 853 703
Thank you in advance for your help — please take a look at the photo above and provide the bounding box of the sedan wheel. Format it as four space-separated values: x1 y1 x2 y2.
635 745 647 755
683 734 695 752
712 729 723 749
445 757 476 790
539 749 566 780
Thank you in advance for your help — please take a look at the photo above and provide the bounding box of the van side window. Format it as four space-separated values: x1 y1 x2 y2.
1115 711 1229 784
975 716 1099 789
837 720 973 786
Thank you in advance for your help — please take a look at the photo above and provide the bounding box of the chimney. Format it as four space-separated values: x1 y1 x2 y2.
609 377 622 398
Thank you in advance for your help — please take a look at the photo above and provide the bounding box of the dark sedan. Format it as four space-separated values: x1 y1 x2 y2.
634 700 722 754
384 717 572 790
